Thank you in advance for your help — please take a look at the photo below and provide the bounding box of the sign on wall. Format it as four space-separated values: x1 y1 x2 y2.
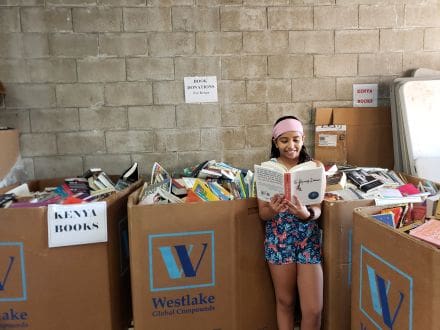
353 84 378 107
184 76 218 103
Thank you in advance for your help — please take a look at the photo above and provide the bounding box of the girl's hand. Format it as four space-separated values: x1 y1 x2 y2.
269 194 288 213
283 195 310 220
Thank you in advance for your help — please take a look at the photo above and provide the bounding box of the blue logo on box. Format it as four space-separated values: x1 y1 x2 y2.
149 231 215 292
0 242 27 302
359 245 413 330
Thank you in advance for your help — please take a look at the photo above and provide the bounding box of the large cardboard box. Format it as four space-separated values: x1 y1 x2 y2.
0 128 19 180
314 107 394 168
321 173 432 330
0 178 141 330
128 195 277 330
351 206 440 330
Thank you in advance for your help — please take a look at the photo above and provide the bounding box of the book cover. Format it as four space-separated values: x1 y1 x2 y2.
409 219 440 247
254 160 325 205
371 213 395 228
345 169 384 193
192 179 220 202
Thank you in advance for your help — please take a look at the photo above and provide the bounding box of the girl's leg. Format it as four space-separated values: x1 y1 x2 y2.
297 263 323 330
268 262 297 330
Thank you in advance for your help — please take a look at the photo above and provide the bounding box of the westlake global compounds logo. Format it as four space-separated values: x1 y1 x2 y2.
0 242 27 302
359 245 413 330
149 231 215 292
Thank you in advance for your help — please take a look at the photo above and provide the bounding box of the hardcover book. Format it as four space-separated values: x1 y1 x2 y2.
254 160 325 205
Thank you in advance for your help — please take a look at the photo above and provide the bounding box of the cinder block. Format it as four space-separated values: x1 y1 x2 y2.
172 7 219 31
405 4 440 28
0 0 44 5
56 84 104 107
106 130 154 153
0 59 29 82
0 8 20 32
314 6 358 30
123 7 171 32
221 55 267 79
132 152 178 177
425 28 440 51
0 109 30 133
289 31 334 54
5 84 56 108
267 103 311 124
127 57 174 81
105 82 153 106
79 107 128 130
155 128 201 152
28 58 77 82
128 105 176 129
20 133 57 156
78 58 125 82
268 55 313 78
0 34 23 58
177 151 219 169
221 103 267 126
196 32 242 56
176 104 221 128
359 5 404 28
358 53 402 76
315 54 358 77
246 125 272 148
337 76 390 100
47 0 97 5
268 6 313 30
21 157 35 180
335 30 379 53
243 31 288 54
403 52 440 72
23 33 49 58
292 78 335 102
218 80 246 104
223 148 267 170
221 7 266 31
31 108 80 132
57 131 106 155
72 7 122 32
153 81 184 105
244 0 289 5
197 0 241 6
149 32 195 56
49 33 98 57
34 156 83 179
175 56 221 79
380 28 423 52
246 79 291 103
99 33 147 56
200 127 245 150
21 7 72 32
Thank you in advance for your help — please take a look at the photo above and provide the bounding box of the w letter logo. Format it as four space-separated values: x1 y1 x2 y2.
149 231 215 292
159 243 208 279
0 242 27 302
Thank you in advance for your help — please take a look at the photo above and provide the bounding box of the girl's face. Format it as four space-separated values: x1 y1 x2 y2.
274 131 304 161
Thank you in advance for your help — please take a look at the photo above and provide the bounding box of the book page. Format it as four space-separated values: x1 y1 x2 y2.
254 165 285 202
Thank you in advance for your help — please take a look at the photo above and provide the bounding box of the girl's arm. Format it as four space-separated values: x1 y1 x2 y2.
257 194 286 221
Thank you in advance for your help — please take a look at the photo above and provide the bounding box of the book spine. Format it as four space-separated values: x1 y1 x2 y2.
284 173 291 202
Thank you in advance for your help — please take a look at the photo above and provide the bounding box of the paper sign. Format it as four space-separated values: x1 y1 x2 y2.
184 76 218 103
47 202 107 248
353 84 378 107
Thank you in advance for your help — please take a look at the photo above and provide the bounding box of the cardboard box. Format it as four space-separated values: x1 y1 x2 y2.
0 128 19 180
314 107 394 168
314 125 347 165
351 205 440 330
128 195 277 330
321 173 434 330
0 178 142 330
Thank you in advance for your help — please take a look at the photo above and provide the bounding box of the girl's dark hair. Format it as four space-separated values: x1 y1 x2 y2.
270 115 312 163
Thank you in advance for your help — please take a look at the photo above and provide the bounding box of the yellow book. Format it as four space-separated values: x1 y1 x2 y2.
192 179 220 201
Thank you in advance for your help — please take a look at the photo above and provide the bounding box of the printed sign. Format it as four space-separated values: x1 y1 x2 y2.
359 245 413 330
148 231 215 292
47 202 107 248
353 84 378 107
184 76 218 103
0 242 27 302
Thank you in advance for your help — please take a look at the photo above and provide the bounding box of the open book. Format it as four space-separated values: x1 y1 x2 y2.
254 160 325 205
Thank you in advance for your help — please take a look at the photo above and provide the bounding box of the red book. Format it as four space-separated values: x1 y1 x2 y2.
397 183 420 196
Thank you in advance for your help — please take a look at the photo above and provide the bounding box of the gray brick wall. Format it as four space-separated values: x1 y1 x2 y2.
0 1 439 178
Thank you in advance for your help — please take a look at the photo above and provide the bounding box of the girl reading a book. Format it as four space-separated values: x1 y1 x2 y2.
257 116 323 330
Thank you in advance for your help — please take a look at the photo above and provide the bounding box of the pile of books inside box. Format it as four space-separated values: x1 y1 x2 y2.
138 161 254 204
0 163 139 208
325 164 440 246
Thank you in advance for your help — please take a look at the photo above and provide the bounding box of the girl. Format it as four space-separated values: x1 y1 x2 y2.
257 116 323 330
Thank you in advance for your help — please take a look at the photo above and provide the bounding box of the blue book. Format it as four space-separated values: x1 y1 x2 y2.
371 213 395 228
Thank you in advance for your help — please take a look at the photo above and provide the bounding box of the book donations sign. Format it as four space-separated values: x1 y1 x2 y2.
184 76 218 103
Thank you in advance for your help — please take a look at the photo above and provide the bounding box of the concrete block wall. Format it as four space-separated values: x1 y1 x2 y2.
0 0 439 179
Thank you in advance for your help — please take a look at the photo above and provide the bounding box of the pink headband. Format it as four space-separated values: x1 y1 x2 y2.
272 118 304 139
